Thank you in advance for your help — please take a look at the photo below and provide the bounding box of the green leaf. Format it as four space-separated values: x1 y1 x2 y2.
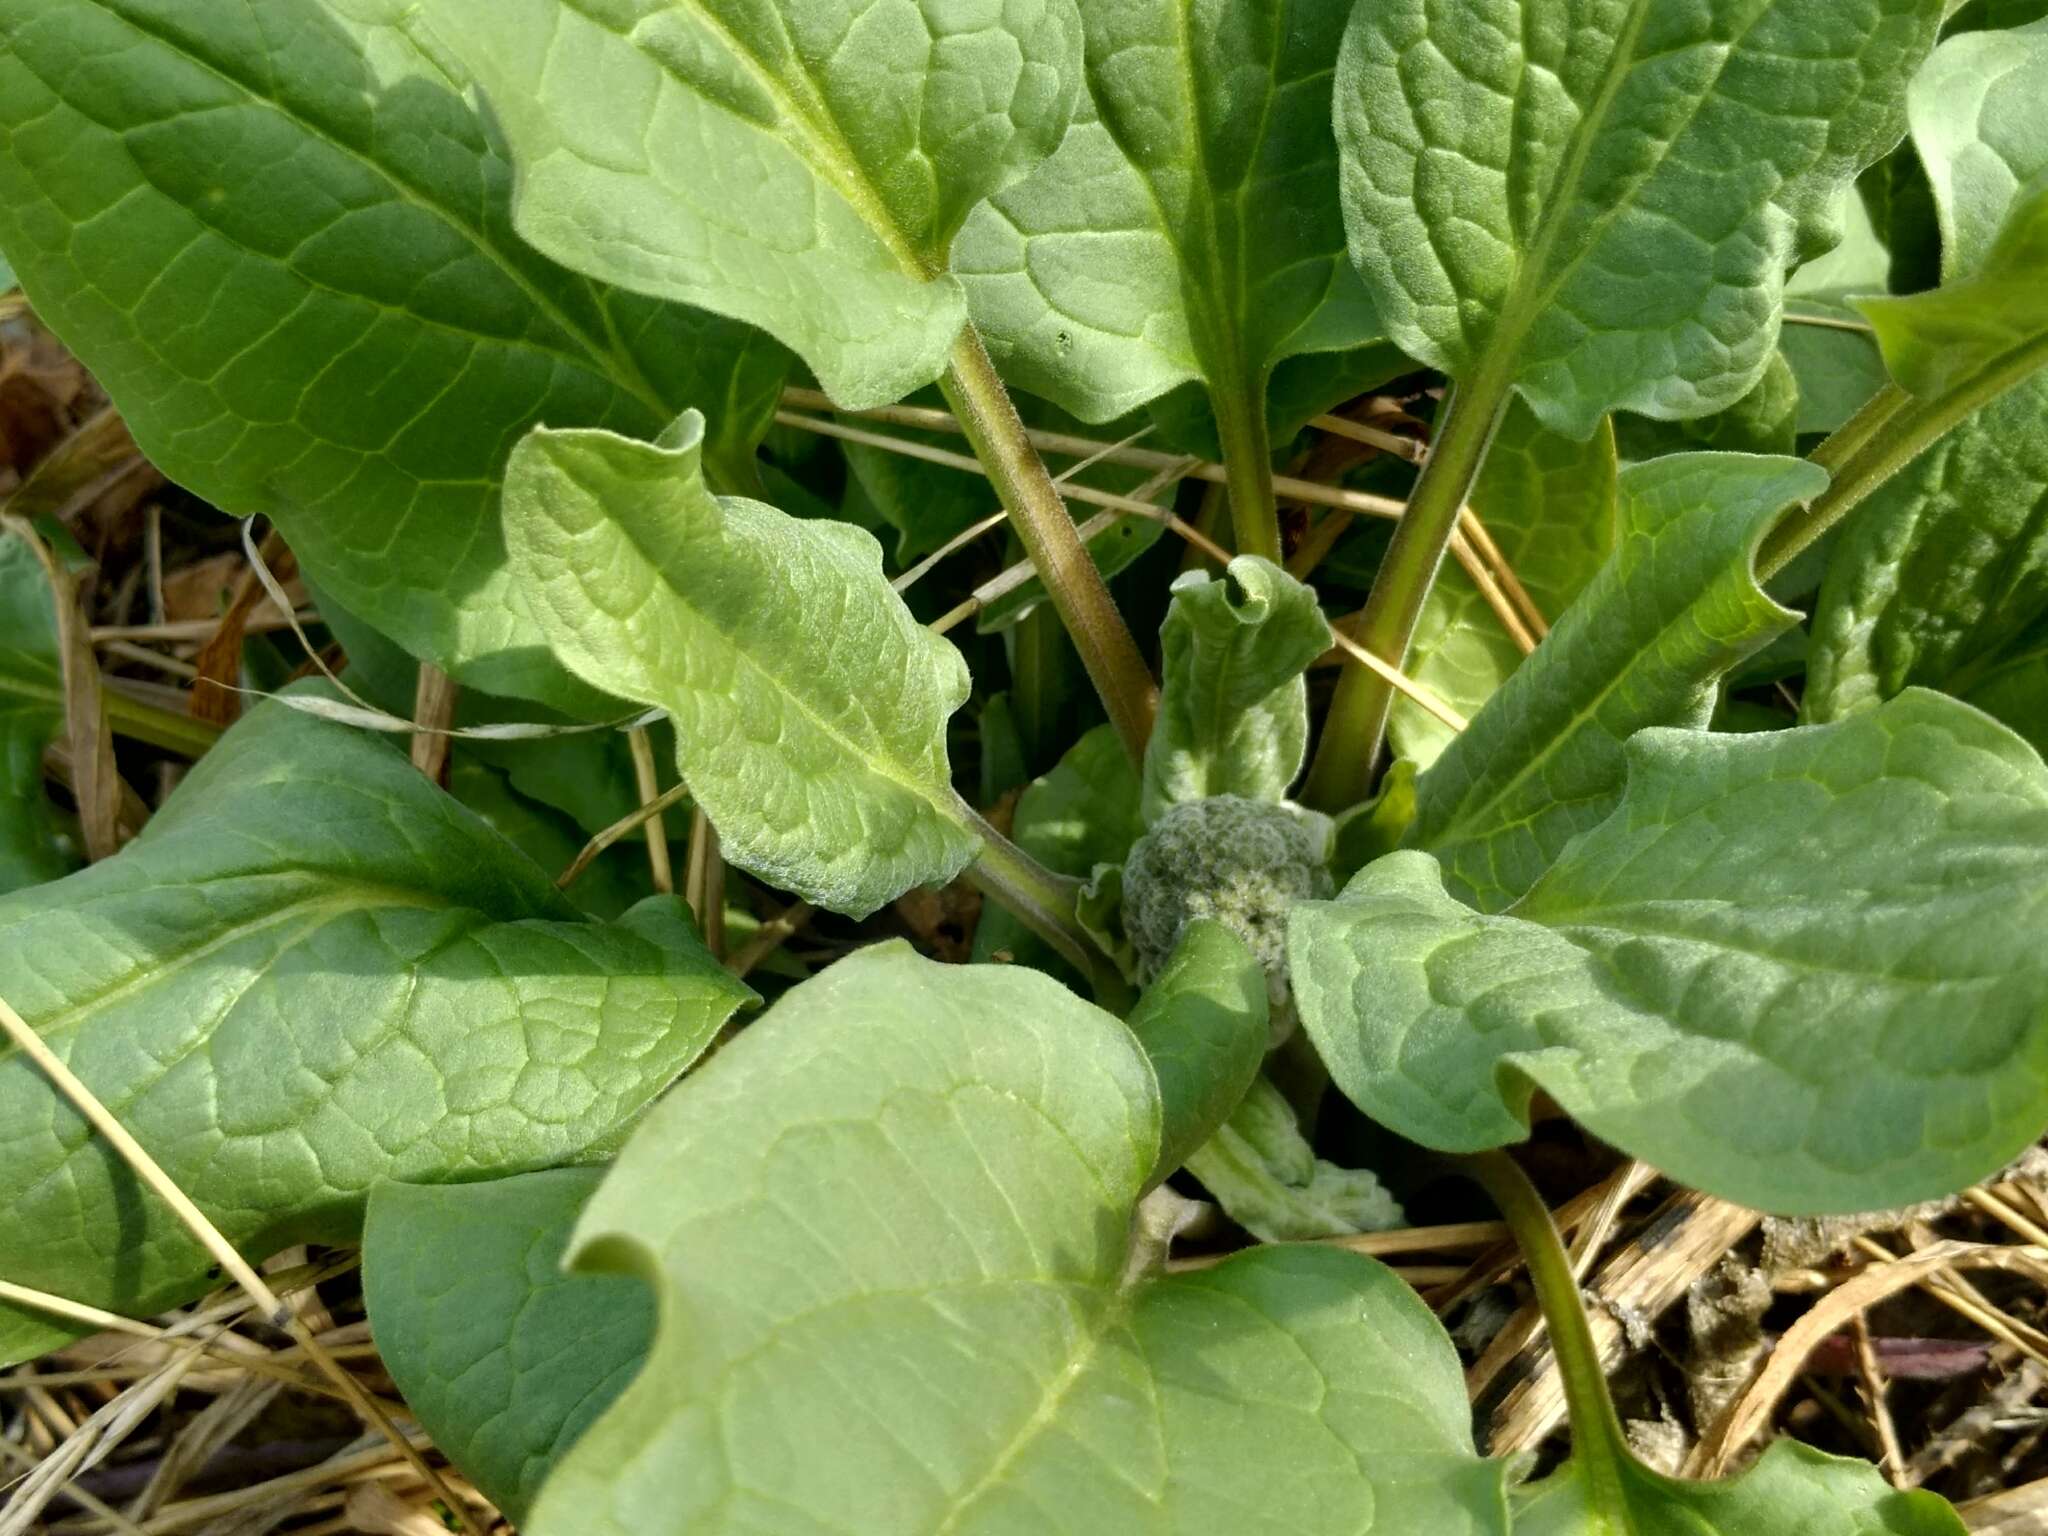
0 527 73 893
1410 453 1821 912
1615 350 1801 461
957 0 1380 469
1122 920 1267 1185
1857 176 2048 398
1806 374 2048 725
365 1168 653 1525
1335 0 1942 436
1143 556 1330 821
1184 1077 1403 1244
1389 401 1617 769
0 696 754 1365
502 411 979 919
1780 187 1894 434
420 0 1082 410
1908 20 2048 278
1294 691 2048 1215
1956 619 2048 757
447 756 650 921
971 724 1144 975
1517 1437 1964 1536
1807 24 2048 732
527 942 1510 1536
0 0 785 712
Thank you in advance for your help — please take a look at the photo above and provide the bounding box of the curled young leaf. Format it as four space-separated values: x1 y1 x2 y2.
1143 556 1331 822
502 411 979 919
528 942 1511 1536
422 0 1084 409
0 0 785 712
0 697 754 1366
1335 0 1943 435
1294 691 2048 1216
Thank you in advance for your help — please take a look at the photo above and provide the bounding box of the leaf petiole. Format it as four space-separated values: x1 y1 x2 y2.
1301 378 1510 810
1209 377 1282 564
959 797 1134 1012
1457 1150 1634 1508
941 326 1158 766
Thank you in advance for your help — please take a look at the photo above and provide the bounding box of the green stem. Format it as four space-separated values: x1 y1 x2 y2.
1458 1151 1632 1487
1802 381 1909 478
942 326 1158 767
1210 383 1282 564
101 688 222 758
1300 379 1509 810
1759 330 2048 581
958 799 1134 1012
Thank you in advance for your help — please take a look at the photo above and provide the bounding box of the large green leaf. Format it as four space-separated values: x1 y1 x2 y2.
971 723 1143 976
420 0 1081 410
364 1169 654 1525
1958 619 2048 757
1294 691 2048 1215
0 696 753 1366
528 942 1510 1536
1388 401 1617 768
1334 0 1942 437
0 527 72 893
1808 25 2048 732
1142 556 1330 822
0 0 785 712
1409 453 1821 912
502 411 979 919
957 0 1379 458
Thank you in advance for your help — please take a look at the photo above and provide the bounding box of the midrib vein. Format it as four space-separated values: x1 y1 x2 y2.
91 0 675 421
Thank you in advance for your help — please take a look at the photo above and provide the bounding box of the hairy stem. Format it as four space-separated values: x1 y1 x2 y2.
1759 331 2048 581
1301 379 1508 810
1458 1151 1632 1493
959 799 1134 1012
942 327 1157 765
1210 381 1282 564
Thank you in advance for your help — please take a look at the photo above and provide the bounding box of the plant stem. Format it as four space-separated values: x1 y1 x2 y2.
100 688 222 758
959 799 1134 1012
1803 381 1909 477
1759 330 2048 581
1209 381 1281 563
1301 379 1508 810
942 327 1157 767
1458 1150 1632 1491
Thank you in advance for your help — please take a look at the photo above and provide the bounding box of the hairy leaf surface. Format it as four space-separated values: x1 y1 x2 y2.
1295 692 2048 1215
365 1169 654 1524
423 0 1081 409
1410 453 1821 912
0 698 753 1365
1143 556 1330 821
503 412 978 919
1389 402 1617 768
1335 0 1942 435
530 942 1509 1536
1123 920 1267 1185
0 528 71 892
958 0 1379 446
0 0 785 710
1810 28 2048 732
1184 1078 1403 1243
